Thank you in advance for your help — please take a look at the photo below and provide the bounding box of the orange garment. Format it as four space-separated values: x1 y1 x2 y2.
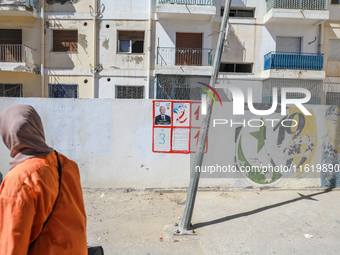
0 152 87 255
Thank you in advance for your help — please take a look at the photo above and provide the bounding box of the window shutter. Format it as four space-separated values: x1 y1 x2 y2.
118 31 144 41
328 39 340 61
276 37 301 53
53 30 78 52
0 29 22 44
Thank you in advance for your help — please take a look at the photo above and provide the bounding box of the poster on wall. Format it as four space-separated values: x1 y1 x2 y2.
154 101 172 126
153 128 171 152
173 103 190 127
172 128 190 151
153 101 193 153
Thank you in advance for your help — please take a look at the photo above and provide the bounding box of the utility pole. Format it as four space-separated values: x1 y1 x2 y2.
174 0 232 235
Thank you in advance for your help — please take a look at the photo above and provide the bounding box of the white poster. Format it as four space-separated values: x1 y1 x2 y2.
154 128 171 152
172 128 189 151
173 103 190 127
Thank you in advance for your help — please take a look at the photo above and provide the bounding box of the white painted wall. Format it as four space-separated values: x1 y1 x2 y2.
0 99 336 189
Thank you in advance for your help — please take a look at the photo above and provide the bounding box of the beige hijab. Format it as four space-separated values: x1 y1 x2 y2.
0 104 54 169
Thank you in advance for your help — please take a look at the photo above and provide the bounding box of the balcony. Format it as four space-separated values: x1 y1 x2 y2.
264 0 329 25
156 47 213 75
0 0 38 17
263 51 325 80
0 45 40 74
156 0 216 20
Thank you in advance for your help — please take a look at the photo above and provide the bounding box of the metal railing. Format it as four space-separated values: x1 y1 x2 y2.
2 0 37 9
266 0 327 12
157 0 215 6
264 51 324 71
157 47 213 66
0 44 36 65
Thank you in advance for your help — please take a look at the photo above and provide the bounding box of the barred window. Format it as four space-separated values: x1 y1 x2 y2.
49 84 78 98
53 30 78 52
262 79 322 105
0 84 22 97
115 85 144 99
326 92 340 105
331 0 340 4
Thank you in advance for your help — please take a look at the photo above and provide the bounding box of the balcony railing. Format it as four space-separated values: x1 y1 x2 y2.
157 47 213 66
264 51 324 71
266 0 327 12
0 45 36 65
157 0 215 6
3 0 37 9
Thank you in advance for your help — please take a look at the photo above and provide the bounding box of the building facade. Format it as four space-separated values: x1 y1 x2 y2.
0 0 339 104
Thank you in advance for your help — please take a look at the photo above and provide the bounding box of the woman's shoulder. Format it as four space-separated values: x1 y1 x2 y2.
1 155 53 199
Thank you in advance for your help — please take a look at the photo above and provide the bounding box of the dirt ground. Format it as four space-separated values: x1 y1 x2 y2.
85 189 201 254
84 189 340 255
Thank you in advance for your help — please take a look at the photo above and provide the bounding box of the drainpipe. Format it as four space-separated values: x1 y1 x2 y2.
41 0 45 97
318 22 324 54
92 0 98 98
146 0 152 99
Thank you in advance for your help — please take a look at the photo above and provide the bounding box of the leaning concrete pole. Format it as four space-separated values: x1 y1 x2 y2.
174 0 232 235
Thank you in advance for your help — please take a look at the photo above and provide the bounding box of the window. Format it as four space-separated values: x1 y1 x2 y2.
48 84 78 98
221 7 254 17
276 37 301 53
219 63 253 73
53 30 78 52
327 92 340 105
331 0 340 4
115 85 144 99
118 31 144 53
329 39 340 61
0 84 22 97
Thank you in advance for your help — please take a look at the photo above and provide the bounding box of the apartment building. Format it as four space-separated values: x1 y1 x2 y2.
0 0 153 99
322 0 340 104
155 0 329 104
0 0 339 105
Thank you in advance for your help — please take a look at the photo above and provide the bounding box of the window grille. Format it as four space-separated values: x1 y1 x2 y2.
262 79 322 105
48 84 78 98
326 92 340 105
0 84 22 97
115 85 144 99
156 75 210 100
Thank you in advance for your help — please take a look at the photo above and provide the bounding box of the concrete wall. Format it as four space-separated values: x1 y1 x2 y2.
0 99 338 189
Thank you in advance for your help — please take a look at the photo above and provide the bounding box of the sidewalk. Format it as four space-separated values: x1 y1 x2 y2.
85 188 340 255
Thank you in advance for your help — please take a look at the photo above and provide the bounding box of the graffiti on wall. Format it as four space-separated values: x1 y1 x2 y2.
321 105 340 187
235 107 317 187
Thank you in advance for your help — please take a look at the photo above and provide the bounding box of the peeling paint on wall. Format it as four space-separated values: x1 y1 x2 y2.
102 38 109 50
46 0 80 5
131 56 143 65
78 34 88 53
12 65 41 74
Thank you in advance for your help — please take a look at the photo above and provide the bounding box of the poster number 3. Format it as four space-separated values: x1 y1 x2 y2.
159 133 166 144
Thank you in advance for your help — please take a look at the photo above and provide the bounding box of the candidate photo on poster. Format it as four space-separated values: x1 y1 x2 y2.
154 102 171 126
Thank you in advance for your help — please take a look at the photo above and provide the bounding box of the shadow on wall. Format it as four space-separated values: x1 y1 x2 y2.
231 0 247 7
45 18 77 69
46 0 77 12
221 25 246 62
